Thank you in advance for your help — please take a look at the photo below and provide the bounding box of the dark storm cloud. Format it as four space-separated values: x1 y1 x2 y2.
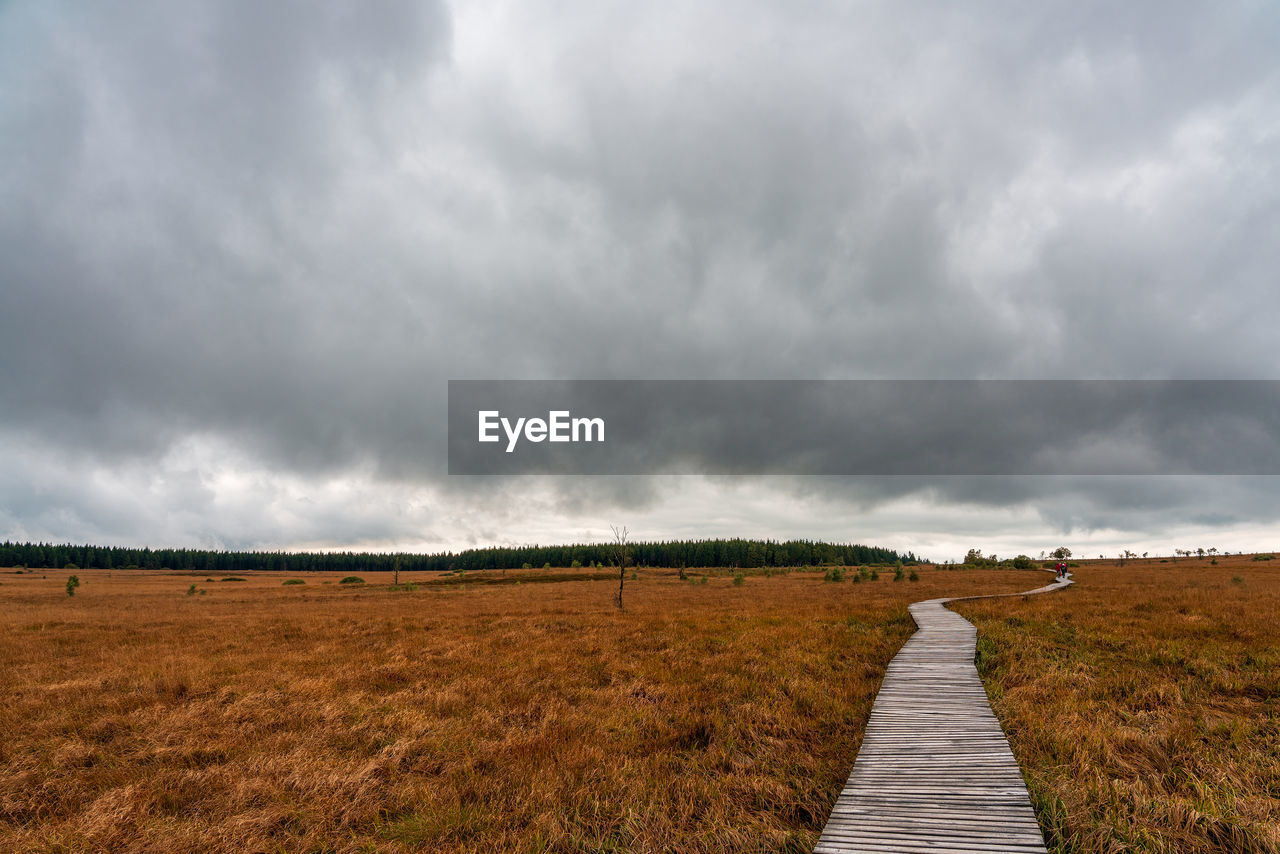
2 0 1279 548
1 0 454 471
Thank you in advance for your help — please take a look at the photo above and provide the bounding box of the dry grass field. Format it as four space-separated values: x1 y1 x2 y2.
0 564 1039 854
957 556 1280 854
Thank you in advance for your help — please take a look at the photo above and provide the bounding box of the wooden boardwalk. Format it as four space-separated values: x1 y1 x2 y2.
814 572 1074 854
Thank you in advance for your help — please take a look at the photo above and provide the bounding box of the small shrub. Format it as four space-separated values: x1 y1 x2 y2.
851 573 861 583
220 576 246 582
824 568 845 582
65 575 80 597
733 572 745 586
187 584 197 596
1252 554 1274 562
629 570 638 580
697 575 708 586
908 569 920 582
282 579 306 586
571 559 582 568
339 576 365 585
543 563 551 569
893 566 906 582
522 563 532 569
870 569 879 581
679 567 687 580
64 562 78 570
1232 576 1245 585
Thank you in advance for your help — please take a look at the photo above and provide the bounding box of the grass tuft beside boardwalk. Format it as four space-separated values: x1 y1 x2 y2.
0 566 1037 853
955 557 1280 854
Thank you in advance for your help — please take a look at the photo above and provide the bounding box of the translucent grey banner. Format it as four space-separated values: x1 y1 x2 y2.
447 380 1280 475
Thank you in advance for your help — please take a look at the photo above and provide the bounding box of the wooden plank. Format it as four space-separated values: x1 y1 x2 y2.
813 571 1073 853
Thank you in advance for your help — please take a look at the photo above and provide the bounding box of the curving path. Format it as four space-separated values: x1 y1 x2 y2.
814 571 1074 854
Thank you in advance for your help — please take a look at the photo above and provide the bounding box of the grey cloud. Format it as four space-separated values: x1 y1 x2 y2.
2 1 1280 549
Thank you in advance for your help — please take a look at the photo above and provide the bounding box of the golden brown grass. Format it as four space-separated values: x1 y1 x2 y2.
0 565 1038 854
956 556 1280 854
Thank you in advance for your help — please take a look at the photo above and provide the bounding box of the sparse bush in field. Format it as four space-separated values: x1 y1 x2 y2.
763 567 773 578
1252 554 1274 561
65 575 80 597
1232 576 1245 585
522 563 531 569
64 562 78 570
187 584 197 596
629 570 638 580
962 549 997 568
543 562 551 569
220 576 246 582
824 567 844 582
339 576 365 585
893 566 906 582
282 579 305 586
852 573 861 583
697 575 708 585
733 572 745 586
571 559 582 568
870 569 879 581
908 569 920 582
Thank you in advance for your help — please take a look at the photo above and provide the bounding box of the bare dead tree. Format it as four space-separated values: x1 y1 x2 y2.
612 525 629 609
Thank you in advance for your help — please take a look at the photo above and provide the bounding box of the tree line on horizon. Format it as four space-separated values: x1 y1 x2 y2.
0 538 919 574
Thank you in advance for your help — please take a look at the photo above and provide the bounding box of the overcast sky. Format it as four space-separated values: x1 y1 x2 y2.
2 1 1279 561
